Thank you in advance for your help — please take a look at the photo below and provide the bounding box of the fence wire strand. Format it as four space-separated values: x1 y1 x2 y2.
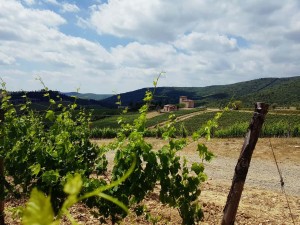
268 139 296 225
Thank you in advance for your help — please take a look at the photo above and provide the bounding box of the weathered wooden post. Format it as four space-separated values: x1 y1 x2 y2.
0 108 5 225
221 102 268 225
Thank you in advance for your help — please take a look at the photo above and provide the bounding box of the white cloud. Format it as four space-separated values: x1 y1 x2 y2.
44 0 59 6
0 1 116 92
76 16 91 29
174 33 238 53
61 3 80 13
88 0 300 47
0 52 16 65
111 42 176 68
85 0 300 87
1 0 300 94
90 0 201 42
22 0 35 5
43 0 80 13
0 1 66 29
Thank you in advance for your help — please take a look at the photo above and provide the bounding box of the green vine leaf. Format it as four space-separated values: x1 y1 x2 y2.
29 163 41 176
45 110 55 121
42 170 60 184
22 188 58 225
20 105 27 111
191 162 204 175
64 174 82 195
49 99 56 105
197 143 214 162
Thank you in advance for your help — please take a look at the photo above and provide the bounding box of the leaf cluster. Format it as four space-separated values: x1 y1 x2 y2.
82 74 225 224
0 83 107 212
23 158 136 225
0 74 226 224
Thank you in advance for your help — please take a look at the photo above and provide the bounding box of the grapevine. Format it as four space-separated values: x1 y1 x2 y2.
0 75 224 224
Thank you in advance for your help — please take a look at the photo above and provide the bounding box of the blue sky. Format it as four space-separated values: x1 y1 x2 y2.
1 0 300 94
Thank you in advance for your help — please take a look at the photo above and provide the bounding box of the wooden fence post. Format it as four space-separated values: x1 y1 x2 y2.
221 102 269 225
0 108 5 225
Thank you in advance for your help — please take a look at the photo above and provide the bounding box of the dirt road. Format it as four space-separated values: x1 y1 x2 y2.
147 108 220 129
184 138 300 196
184 138 300 224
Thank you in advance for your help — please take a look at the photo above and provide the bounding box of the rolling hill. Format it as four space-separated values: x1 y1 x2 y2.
64 92 113 101
99 76 300 109
7 76 300 110
8 90 111 109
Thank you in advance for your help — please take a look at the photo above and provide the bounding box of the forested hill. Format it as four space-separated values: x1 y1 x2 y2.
8 90 110 109
64 92 112 101
6 76 300 109
99 76 300 108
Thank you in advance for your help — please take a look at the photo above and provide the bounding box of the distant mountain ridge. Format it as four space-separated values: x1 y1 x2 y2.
64 92 113 101
99 76 300 108
8 76 300 109
8 90 110 109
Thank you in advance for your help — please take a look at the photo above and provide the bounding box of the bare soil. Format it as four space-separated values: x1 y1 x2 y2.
4 138 300 224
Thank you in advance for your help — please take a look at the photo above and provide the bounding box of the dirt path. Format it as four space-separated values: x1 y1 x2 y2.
147 108 220 129
175 108 220 123
181 138 300 196
178 137 300 224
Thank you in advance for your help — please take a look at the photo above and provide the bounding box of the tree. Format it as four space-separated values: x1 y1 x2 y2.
232 100 242 110
177 103 186 108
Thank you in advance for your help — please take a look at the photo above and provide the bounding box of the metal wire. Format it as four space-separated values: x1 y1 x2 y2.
269 139 296 225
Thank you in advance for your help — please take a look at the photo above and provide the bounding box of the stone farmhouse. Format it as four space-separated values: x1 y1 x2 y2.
179 96 195 108
162 96 195 112
163 104 177 112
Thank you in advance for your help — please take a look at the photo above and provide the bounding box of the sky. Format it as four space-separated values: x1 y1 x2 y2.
1 0 300 94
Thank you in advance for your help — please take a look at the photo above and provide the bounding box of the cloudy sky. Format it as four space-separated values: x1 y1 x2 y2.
1 0 300 94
